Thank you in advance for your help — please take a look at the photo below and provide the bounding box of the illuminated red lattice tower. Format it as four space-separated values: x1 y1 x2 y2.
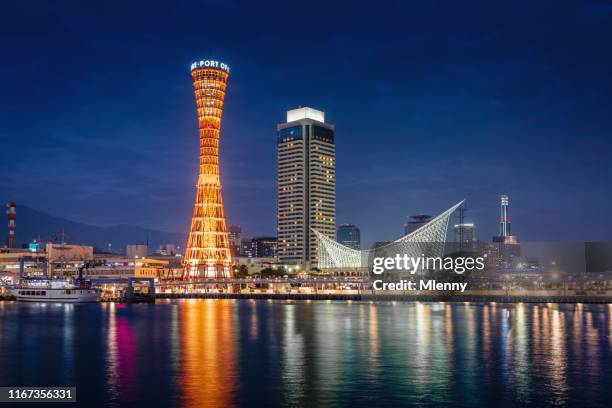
183 60 233 279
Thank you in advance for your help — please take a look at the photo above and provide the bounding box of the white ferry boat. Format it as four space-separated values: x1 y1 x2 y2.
9 280 101 303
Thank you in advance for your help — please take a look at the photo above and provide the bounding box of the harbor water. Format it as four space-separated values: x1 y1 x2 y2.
0 300 610 407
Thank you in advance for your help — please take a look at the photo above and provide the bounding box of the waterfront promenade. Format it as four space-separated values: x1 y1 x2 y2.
3 277 611 304
155 291 612 304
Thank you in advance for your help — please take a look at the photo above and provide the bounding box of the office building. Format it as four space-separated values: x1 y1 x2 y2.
155 244 177 256
454 223 476 243
240 238 254 258
228 225 242 256
126 244 148 258
277 107 335 268
252 237 277 258
337 224 360 250
404 214 432 236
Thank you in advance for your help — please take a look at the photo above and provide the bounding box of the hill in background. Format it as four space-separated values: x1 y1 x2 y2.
0 204 185 254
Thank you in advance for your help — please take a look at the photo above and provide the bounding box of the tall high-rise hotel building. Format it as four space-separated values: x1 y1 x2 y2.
277 107 335 268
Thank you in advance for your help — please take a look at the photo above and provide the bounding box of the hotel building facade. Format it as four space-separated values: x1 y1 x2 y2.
277 107 336 269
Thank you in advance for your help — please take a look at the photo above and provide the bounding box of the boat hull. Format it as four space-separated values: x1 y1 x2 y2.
10 288 101 303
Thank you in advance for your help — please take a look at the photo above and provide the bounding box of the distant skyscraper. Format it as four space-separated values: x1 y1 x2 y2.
454 223 476 243
337 224 360 250
238 238 253 258
252 237 277 258
277 107 335 268
493 194 518 243
493 194 520 257
404 214 432 236
500 194 510 237
228 225 242 256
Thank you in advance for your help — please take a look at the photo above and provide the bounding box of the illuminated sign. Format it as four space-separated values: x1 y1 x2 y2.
190 60 230 73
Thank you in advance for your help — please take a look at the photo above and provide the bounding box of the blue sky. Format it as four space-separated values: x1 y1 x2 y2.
1 0 611 245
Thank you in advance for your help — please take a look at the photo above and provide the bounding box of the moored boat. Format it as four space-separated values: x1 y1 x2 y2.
9 280 101 302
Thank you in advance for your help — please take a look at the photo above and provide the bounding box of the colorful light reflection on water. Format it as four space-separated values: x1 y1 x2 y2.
0 300 610 407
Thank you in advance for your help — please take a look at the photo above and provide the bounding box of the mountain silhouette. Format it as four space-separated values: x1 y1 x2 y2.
0 204 185 254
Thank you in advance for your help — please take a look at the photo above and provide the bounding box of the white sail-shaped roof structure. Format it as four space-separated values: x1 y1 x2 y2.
313 201 464 270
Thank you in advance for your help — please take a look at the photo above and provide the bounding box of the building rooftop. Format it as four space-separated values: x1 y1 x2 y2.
286 107 325 123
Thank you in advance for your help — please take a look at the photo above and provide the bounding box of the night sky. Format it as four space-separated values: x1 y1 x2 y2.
2 0 611 245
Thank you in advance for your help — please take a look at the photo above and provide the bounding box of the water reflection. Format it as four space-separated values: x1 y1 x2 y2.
62 304 75 383
609 304 612 346
368 302 379 360
413 302 432 395
1 300 611 407
281 302 305 405
105 303 136 402
106 304 118 398
511 303 529 401
179 299 236 408
313 302 342 404
107 299 612 408
549 308 568 404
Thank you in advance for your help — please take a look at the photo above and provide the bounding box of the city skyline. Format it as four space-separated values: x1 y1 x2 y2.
2 4 612 408
2 1 612 245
